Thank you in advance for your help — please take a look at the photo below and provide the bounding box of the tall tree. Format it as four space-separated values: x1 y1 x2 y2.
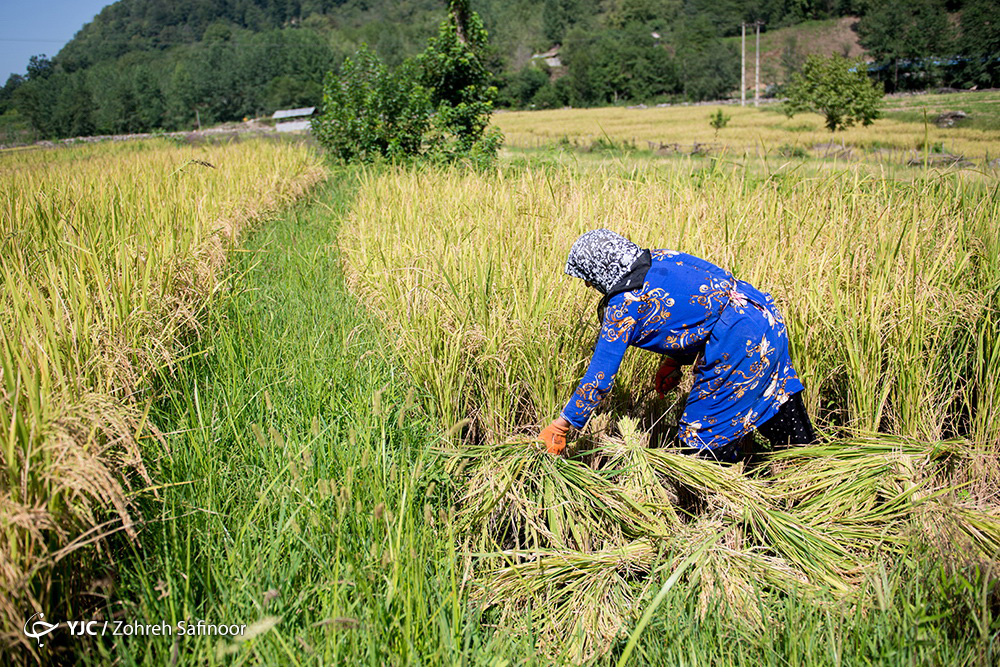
60 75 96 137
956 0 1000 88
857 0 951 92
417 0 499 154
0 75 25 115
314 0 502 164
676 15 740 101
26 55 54 80
543 0 577 43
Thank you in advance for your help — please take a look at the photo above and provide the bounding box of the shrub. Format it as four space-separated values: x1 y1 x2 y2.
778 143 809 158
312 46 432 163
709 109 730 135
313 0 502 166
531 82 567 110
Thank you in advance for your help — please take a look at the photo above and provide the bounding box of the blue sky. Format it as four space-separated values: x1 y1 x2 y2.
1 1 112 81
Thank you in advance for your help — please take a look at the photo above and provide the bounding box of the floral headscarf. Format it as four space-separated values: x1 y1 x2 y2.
564 229 644 295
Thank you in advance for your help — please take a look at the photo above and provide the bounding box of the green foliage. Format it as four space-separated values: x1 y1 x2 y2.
784 54 884 132
857 0 951 92
55 0 338 71
676 16 740 102
543 0 580 44
12 26 340 139
778 142 809 158
606 0 678 30
532 80 569 109
312 46 432 163
415 1 502 160
0 0 883 141
709 109 730 135
780 36 805 83
312 1 502 165
683 0 849 36
0 74 25 115
561 25 679 105
497 66 550 109
955 0 1000 88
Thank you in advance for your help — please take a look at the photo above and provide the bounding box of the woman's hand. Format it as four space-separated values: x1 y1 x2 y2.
654 356 683 397
539 417 571 455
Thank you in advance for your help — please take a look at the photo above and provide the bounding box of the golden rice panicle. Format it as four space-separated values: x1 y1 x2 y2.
0 138 323 651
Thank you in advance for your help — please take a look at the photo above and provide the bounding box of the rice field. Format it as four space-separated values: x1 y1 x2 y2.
492 94 1000 163
338 154 1000 661
0 138 323 655
3 105 1000 664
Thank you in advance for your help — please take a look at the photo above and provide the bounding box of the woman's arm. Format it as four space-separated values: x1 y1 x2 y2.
560 305 635 429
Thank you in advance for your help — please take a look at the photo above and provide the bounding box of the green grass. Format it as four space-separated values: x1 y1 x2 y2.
630 555 999 666
882 91 1000 135
73 173 511 664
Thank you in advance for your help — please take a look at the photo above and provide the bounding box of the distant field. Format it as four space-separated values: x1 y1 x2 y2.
492 90 1000 163
882 90 1000 133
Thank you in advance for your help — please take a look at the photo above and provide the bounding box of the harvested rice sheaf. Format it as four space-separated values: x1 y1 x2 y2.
444 420 1000 661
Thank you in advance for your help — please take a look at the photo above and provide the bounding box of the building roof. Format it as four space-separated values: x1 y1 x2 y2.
272 107 316 120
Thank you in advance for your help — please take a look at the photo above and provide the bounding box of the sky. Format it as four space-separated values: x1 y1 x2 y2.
1 1 112 82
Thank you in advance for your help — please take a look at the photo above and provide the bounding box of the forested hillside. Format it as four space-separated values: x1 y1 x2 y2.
1 0 997 141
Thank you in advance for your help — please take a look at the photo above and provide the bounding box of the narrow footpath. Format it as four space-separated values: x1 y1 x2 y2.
78 173 504 665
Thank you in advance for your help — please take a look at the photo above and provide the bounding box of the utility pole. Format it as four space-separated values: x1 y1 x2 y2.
754 21 762 107
741 23 746 107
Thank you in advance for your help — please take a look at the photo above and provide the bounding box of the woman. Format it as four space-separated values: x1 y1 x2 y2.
539 229 816 462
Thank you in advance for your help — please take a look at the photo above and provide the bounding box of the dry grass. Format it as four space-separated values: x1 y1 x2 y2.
0 138 324 653
734 16 866 88
491 102 1000 162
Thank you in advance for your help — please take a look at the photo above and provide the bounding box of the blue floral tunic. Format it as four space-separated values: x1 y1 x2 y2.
561 249 804 450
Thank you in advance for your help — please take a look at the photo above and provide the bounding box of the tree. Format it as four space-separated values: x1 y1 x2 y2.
498 66 550 108
0 74 25 115
543 0 578 44
312 46 432 162
955 0 1000 88
26 55 54 80
58 75 96 137
313 0 503 165
676 16 739 102
415 0 503 160
560 24 680 105
780 36 805 84
857 0 951 92
784 54 883 131
709 108 729 135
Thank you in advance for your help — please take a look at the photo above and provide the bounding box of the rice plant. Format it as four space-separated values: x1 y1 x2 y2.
443 422 1000 660
338 154 1000 660
0 138 323 653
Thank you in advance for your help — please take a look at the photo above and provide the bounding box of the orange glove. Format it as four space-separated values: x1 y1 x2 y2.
539 419 570 456
654 356 682 397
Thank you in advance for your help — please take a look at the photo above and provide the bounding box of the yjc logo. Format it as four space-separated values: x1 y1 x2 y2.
23 613 59 647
